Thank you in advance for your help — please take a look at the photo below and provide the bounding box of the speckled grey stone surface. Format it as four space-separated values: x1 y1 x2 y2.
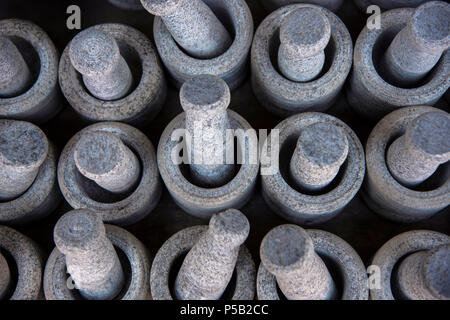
151 0 253 90
363 106 450 223
257 228 368 300
150 223 256 300
0 252 11 300
0 120 60 225
59 23 166 126
260 0 343 12
370 230 450 300
109 0 144 10
347 6 450 121
251 4 353 117
354 0 430 12
44 220 151 300
0 19 60 124
58 122 161 226
261 112 365 225
0 225 45 300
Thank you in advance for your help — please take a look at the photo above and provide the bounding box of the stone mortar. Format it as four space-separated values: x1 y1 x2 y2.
59 23 166 126
251 4 353 118
0 19 60 124
44 222 151 300
150 225 255 300
363 106 450 223
260 0 344 13
370 230 450 300
0 120 61 225
58 122 161 226
347 6 450 121
0 225 45 300
257 228 368 300
150 0 254 91
261 112 365 225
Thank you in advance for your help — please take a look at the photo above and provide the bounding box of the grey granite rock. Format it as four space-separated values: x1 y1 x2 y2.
347 5 450 121
260 0 343 12
58 122 161 226
370 230 450 300
252 4 353 117
0 19 60 124
150 0 253 90
0 225 45 300
0 120 60 225
363 106 450 222
157 75 259 219
0 252 11 300
59 23 166 126
261 112 365 225
44 211 151 300
257 228 368 300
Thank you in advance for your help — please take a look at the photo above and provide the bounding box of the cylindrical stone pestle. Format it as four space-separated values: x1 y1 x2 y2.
74 130 141 194
174 209 250 300
141 0 231 59
0 121 49 201
0 36 32 97
396 244 450 300
69 29 133 101
278 7 331 83
0 252 11 300
290 122 349 192
381 1 450 87
387 112 450 187
54 209 125 300
180 75 235 187
260 224 337 300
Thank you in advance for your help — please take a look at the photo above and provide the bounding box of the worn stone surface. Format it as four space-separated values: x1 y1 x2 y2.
151 0 253 90
0 19 60 124
58 122 161 226
364 106 450 223
175 209 250 300
370 230 450 300
59 23 166 126
0 225 44 300
252 4 353 117
150 224 256 300
0 252 11 300
386 111 450 187
261 112 365 225
261 0 343 12
278 7 331 82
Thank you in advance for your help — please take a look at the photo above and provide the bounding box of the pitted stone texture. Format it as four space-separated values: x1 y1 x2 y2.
278 7 331 82
180 75 234 187
0 120 48 201
370 230 450 300
54 210 125 300
109 0 144 10
0 252 10 300
260 225 337 300
252 4 353 117
69 29 133 101
381 1 450 87
152 0 253 90
175 209 250 300
363 106 450 223
261 112 365 225
59 23 166 126
44 224 151 300
290 122 348 192
141 0 231 59
0 120 60 225
261 0 343 12
0 19 60 124
74 131 141 194
150 225 256 300
0 36 32 97
58 122 161 226
347 8 449 121
354 0 431 12
387 112 450 187
396 244 450 300
0 225 44 300
257 229 369 300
